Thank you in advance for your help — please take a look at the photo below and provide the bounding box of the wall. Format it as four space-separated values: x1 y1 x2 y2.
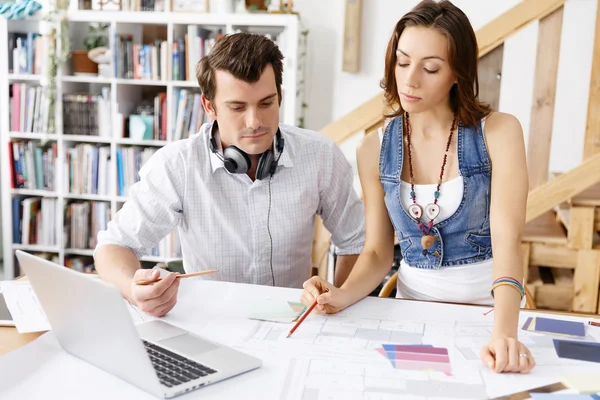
293 0 598 174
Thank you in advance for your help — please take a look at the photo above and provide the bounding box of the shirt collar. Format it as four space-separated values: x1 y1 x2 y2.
207 122 294 175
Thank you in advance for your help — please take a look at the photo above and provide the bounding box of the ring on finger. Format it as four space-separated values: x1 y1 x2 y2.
519 353 528 359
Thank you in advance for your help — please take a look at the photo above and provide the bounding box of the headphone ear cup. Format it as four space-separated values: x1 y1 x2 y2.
223 146 251 174
255 150 274 180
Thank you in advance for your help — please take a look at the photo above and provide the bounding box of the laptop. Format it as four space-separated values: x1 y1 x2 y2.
15 250 262 398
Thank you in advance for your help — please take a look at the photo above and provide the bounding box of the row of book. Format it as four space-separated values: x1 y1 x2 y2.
116 146 157 196
12 197 59 246
8 141 58 191
65 144 113 196
10 83 53 134
64 201 110 250
10 85 207 140
11 195 181 259
183 26 221 81
113 26 221 81
120 0 165 11
9 140 167 196
63 89 112 137
65 256 96 273
8 32 48 75
172 89 206 141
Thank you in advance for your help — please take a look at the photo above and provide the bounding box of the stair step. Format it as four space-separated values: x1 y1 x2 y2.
523 211 567 245
553 206 600 247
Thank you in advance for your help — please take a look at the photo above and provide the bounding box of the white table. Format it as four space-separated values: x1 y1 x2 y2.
1 280 599 399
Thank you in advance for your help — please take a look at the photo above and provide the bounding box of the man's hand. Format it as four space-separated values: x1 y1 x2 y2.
130 269 180 317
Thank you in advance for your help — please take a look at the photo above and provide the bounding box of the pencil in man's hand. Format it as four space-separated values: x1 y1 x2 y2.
135 270 219 285
287 288 329 338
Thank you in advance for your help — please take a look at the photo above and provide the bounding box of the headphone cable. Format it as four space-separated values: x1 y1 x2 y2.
267 175 275 286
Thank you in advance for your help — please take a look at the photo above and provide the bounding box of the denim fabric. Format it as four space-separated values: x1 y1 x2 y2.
379 115 492 270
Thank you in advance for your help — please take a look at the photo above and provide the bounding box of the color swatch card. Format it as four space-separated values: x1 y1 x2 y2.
248 300 307 323
376 344 452 374
553 339 600 363
522 317 586 338
561 374 600 394
529 394 600 399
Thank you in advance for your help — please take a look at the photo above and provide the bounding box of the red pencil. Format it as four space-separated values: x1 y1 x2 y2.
589 321 600 327
287 288 329 338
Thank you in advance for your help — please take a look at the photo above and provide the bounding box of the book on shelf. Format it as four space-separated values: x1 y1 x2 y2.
65 256 96 273
183 26 222 81
120 0 165 12
115 34 169 81
65 144 113 196
113 26 222 82
9 83 52 134
62 89 111 137
116 146 157 196
8 140 57 191
172 88 205 141
12 197 58 246
8 31 47 75
64 201 110 250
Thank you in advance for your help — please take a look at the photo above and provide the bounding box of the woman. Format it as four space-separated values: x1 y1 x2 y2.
301 0 535 374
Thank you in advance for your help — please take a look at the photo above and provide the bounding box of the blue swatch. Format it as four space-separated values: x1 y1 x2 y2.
535 317 585 337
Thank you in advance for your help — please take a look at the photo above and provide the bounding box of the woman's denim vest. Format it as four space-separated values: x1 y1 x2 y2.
379 115 493 270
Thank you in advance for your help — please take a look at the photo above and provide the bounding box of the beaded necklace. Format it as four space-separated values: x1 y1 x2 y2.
405 112 457 255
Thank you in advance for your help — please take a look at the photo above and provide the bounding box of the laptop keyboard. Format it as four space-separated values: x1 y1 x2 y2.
142 340 217 388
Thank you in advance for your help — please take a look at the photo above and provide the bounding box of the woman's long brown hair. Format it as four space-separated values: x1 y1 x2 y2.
381 0 491 127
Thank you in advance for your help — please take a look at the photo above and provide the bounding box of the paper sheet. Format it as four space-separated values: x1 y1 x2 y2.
248 299 307 323
0 281 49 333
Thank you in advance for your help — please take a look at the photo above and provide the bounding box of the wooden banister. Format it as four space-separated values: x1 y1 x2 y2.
320 93 385 145
477 0 566 57
320 0 568 145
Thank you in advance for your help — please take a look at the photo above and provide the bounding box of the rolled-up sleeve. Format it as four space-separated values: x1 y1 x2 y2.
318 142 365 255
95 148 185 258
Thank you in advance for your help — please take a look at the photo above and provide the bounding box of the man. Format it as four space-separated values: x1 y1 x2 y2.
93 33 365 317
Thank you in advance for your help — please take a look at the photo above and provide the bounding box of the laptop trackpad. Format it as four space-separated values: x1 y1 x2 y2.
159 334 219 356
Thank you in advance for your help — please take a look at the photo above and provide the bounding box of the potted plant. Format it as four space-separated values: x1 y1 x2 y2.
72 23 109 75
245 0 269 12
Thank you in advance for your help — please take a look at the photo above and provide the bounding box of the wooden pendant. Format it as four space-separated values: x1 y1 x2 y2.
421 235 438 250
425 203 440 220
408 204 423 220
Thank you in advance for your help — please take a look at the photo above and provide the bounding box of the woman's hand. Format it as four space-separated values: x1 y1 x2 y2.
300 276 354 314
480 334 536 373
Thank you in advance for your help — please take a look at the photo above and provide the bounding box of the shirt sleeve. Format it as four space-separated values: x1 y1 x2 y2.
318 141 366 255
94 148 185 258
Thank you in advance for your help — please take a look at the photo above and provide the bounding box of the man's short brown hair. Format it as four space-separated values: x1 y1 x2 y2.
196 32 284 105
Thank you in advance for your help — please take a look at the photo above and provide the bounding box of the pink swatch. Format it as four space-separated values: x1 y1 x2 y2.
376 344 452 374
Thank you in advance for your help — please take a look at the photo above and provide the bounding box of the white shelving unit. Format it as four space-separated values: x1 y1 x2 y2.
0 10 300 279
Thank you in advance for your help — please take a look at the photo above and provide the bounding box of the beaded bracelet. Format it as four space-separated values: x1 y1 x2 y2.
490 276 524 299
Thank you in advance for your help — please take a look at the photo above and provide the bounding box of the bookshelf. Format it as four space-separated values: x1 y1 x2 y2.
0 9 300 280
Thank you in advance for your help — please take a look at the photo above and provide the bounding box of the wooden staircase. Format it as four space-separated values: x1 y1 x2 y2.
523 167 600 313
